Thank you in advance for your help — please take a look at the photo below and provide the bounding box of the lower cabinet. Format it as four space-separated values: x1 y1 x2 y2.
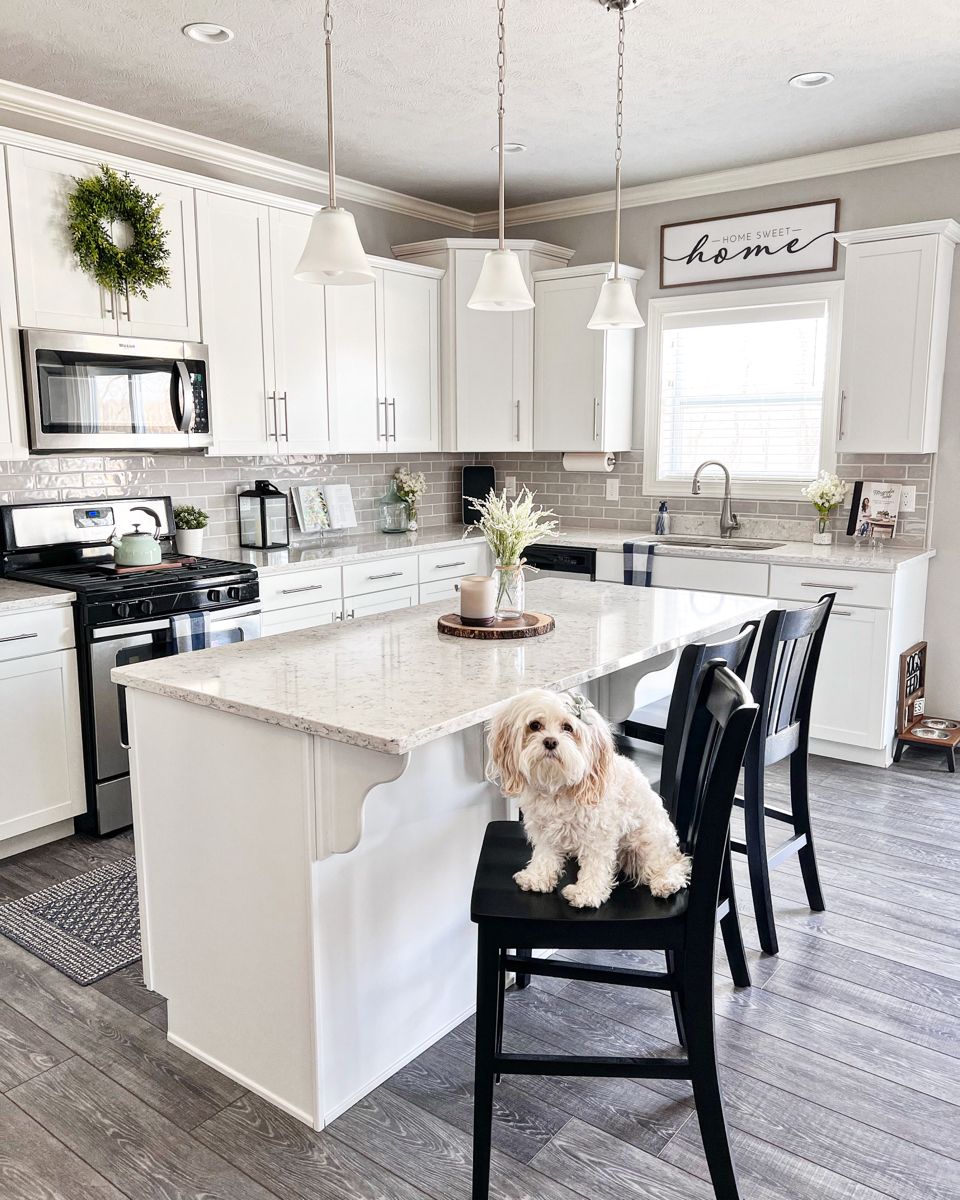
261 598 343 637
346 585 419 619
0 645 85 842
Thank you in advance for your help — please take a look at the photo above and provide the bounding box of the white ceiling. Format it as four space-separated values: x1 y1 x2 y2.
1 0 959 210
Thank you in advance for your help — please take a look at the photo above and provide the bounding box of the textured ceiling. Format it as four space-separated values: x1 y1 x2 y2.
0 0 958 209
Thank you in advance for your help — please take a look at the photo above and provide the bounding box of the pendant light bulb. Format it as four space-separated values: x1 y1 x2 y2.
295 0 374 285
589 1 643 330
468 0 534 312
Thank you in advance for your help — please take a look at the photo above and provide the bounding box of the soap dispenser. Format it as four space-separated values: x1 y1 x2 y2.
656 501 670 536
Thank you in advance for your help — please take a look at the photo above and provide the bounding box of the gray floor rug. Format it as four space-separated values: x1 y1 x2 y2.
0 856 141 985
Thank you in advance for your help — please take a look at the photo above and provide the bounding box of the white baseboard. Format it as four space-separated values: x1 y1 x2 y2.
810 738 892 768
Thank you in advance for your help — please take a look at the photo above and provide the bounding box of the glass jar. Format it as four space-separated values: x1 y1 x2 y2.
495 562 525 620
378 483 410 534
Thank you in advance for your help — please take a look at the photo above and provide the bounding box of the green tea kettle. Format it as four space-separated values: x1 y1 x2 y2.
111 505 163 567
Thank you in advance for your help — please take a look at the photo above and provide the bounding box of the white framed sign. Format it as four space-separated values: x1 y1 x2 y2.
660 200 840 288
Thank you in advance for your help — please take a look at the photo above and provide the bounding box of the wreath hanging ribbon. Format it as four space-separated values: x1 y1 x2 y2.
67 164 171 299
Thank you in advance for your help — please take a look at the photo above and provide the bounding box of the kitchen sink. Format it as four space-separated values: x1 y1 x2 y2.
654 536 786 551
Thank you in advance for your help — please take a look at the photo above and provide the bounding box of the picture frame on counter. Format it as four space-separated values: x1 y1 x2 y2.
846 480 902 541
659 199 840 288
292 484 358 534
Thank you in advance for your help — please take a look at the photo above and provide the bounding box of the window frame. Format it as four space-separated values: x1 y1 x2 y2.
642 280 844 501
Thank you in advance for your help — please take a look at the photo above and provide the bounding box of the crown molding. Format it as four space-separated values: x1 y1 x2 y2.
0 79 479 231
474 127 960 230
836 219 960 246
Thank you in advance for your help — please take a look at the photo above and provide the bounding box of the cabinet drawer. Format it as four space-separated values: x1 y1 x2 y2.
769 564 893 609
259 566 343 610
651 556 769 597
346 584 419 618
420 578 462 604
343 554 419 598
418 543 487 582
261 598 343 636
0 606 74 662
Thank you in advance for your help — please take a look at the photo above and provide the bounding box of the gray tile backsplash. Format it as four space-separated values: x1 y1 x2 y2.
0 448 932 549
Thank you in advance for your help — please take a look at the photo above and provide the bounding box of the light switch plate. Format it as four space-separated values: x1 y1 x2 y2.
505 476 517 497
606 478 620 501
901 485 917 513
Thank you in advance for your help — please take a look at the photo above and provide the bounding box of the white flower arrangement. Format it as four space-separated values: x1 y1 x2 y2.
802 470 849 521
466 487 557 566
393 468 427 504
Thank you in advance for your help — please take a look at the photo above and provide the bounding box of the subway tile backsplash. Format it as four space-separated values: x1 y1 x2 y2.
0 448 932 549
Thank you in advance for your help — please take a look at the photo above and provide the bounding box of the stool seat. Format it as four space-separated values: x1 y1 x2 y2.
470 822 688 949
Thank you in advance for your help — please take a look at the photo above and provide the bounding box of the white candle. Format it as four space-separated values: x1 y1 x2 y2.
460 574 496 622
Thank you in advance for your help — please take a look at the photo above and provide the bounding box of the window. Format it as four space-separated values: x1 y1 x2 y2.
643 282 843 499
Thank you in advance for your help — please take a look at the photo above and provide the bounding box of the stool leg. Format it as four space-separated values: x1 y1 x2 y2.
947 746 957 774
791 746 825 913
682 953 743 1200
893 739 906 764
472 927 500 1200
719 840 751 989
514 948 531 990
743 754 779 956
665 950 686 1048
494 949 505 1084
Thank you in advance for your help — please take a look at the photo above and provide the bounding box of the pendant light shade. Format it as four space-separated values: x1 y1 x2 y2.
468 0 534 312
588 276 644 329
295 0 373 286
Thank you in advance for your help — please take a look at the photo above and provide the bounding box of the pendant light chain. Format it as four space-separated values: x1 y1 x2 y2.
324 0 337 208
496 0 507 249
613 3 625 278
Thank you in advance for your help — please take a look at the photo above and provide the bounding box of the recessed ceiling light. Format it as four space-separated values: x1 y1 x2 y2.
182 22 235 44
491 142 526 154
788 71 835 89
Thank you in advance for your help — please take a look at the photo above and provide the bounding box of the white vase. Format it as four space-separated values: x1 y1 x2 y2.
176 528 204 557
812 532 832 546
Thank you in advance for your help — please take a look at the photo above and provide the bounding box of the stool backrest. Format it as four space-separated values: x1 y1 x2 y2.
749 594 834 765
675 662 758 934
659 621 760 825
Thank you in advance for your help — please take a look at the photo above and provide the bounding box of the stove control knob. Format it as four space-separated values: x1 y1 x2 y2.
227 585 241 601
115 601 131 620
207 588 222 603
139 599 154 616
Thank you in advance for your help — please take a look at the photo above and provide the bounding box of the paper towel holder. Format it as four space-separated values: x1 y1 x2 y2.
562 452 617 473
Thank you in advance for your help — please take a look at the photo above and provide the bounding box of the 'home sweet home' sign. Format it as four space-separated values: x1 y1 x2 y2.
660 200 840 287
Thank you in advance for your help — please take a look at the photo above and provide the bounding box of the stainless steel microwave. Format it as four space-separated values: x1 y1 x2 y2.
21 328 213 452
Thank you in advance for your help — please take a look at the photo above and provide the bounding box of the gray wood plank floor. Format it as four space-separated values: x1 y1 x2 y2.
0 753 957 1199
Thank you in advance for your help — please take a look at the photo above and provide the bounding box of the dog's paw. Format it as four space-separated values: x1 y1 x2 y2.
561 883 609 909
647 856 692 898
514 868 558 893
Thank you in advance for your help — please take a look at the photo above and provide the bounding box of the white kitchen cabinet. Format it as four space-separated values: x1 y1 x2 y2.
836 221 959 453
261 599 343 637
346 584 419 619
0 152 27 458
325 270 383 453
7 146 200 340
391 239 573 452
651 555 769 597
532 264 640 453
381 268 439 451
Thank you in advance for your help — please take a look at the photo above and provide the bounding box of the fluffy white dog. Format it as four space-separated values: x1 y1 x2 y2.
488 689 691 908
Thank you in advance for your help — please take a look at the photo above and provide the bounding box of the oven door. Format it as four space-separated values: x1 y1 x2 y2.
22 328 212 452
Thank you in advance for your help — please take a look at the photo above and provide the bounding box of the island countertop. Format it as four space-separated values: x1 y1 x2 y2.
112 578 769 754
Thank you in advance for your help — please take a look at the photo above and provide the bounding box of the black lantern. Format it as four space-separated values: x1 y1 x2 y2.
237 480 290 549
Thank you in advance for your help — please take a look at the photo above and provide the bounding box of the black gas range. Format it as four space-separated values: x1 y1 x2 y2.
1 497 260 836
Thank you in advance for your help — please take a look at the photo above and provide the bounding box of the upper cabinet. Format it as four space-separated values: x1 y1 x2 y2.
532 263 641 453
6 147 200 341
836 220 959 454
0 151 28 458
392 239 573 452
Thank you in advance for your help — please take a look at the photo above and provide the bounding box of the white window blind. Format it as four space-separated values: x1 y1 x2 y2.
656 296 833 484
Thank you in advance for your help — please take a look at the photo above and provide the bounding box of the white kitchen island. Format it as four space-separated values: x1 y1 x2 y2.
113 579 769 1130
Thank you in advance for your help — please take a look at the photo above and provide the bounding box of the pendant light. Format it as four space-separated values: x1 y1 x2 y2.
468 0 534 311
295 0 374 285
588 0 644 330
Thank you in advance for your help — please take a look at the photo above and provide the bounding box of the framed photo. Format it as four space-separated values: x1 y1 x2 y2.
291 486 331 534
660 199 840 288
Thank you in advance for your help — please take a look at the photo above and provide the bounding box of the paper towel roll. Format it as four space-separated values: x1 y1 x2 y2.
562 452 616 473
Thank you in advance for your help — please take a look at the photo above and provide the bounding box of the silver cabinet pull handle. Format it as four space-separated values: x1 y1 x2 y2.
279 583 325 595
800 581 855 590
368 571 404 580
434 561 466 569
347 609 356 619
514 399 521 442
267 390 278 440
377 397 387 441
102 288 114 319
593 397 600 442
838 388 847 440
389 398 397 442
278 391 289 441
832 609 854 617
454 582 461 592
0 631 39 644
120 283 131 321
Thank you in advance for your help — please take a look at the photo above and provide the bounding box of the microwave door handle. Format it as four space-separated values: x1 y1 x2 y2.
172 361 195 433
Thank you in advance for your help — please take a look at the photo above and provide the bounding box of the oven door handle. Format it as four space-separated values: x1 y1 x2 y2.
117 684 131 750
171 361 195 433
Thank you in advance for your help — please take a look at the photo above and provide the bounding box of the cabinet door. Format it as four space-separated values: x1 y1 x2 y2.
381 269 439 451
346 584 419 619
6 147 115 333
838 236 940 452
533 275 605 451
269 208 330 453
0 650 85 841
197 191 276 455
326 269 384 453
119 176 200 340
261 598 343 636
454 249 532 451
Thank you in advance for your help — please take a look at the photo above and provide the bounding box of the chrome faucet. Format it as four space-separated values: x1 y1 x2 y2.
691 460 740 539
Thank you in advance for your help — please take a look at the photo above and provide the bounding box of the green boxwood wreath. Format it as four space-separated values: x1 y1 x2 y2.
67 164 171 298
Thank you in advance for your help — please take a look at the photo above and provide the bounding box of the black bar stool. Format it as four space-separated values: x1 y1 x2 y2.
470 663 759 1200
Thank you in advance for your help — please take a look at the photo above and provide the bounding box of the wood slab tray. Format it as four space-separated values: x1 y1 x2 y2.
438 611 555 640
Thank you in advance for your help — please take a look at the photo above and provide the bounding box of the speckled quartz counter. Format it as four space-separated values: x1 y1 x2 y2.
113 577 768 754
0 579 75 615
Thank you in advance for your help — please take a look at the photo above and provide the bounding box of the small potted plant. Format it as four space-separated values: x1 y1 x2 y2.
802 471 848 545
173 504 209 557
393 467 427 531
468 487 557 619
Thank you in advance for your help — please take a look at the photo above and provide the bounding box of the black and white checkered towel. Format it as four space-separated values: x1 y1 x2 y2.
623 540 657 586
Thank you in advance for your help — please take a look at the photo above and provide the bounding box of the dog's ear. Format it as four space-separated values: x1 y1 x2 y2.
487 704 525 796
570 710 614 807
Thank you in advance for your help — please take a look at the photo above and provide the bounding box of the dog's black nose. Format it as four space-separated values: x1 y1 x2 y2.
543 737 558 751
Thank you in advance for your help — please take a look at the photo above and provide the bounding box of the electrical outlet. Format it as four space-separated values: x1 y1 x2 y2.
605 478 620 502
504 475 517 497
901 485 917 513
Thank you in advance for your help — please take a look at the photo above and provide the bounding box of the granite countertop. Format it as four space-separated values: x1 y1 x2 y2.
0 579 75 615
112 578 770 755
